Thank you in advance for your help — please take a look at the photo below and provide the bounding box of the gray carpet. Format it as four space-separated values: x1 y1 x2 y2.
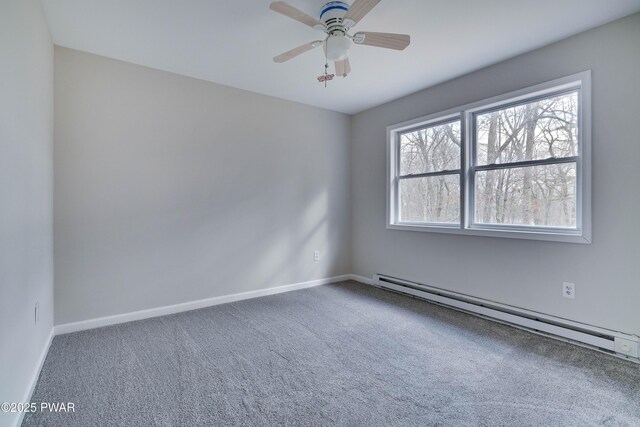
23 281 640 426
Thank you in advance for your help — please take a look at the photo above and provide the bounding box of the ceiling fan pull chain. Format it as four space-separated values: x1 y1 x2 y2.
317 61 334 87
324 62 328 87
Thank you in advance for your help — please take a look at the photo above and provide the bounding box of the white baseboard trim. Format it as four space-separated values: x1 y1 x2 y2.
14 328 54 427
347 274 373 285
54 274 353 335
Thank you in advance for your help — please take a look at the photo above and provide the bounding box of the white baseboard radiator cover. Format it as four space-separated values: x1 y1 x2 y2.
373 274 639 362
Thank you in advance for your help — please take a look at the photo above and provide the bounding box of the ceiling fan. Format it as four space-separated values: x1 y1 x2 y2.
270 0 410 82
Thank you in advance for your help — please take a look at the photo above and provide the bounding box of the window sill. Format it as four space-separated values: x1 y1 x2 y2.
387 223 591 244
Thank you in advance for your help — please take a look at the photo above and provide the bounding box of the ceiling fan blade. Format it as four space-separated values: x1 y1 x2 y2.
353 32 410 50
270 2 324 29
342 0 382 28
273 41 323 63
334 58 351 77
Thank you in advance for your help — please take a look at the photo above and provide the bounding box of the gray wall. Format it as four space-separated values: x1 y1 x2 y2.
0 0 54 423
350 13 640 336
54 47 350 324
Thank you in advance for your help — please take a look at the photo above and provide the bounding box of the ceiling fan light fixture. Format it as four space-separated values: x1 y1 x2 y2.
324 35 352 62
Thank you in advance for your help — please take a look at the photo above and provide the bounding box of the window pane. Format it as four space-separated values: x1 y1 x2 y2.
475 91 578 166
400 121 461 175
399 175 460 223
474 163 577 227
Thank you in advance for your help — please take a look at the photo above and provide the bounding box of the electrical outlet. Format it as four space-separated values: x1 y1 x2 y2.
34 302 39 325
314 250 320 261
562 282 575 299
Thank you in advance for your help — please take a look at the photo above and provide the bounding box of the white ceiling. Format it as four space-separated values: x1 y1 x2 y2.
41 0 640 114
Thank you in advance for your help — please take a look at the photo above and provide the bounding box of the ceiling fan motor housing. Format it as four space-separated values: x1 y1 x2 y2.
320 1 352 62
319 1 349 28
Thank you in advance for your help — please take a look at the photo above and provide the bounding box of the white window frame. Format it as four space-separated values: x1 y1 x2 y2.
387 71 591 244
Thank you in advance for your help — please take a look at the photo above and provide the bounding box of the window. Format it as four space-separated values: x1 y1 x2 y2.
398 118 461 224
387 72 591 243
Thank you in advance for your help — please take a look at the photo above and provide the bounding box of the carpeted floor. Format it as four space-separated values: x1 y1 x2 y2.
23 281 640 426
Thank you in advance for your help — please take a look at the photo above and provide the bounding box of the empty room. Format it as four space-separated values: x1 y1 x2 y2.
2 0 640 425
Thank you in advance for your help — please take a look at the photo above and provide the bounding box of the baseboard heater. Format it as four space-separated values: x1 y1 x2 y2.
373 274 639 362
